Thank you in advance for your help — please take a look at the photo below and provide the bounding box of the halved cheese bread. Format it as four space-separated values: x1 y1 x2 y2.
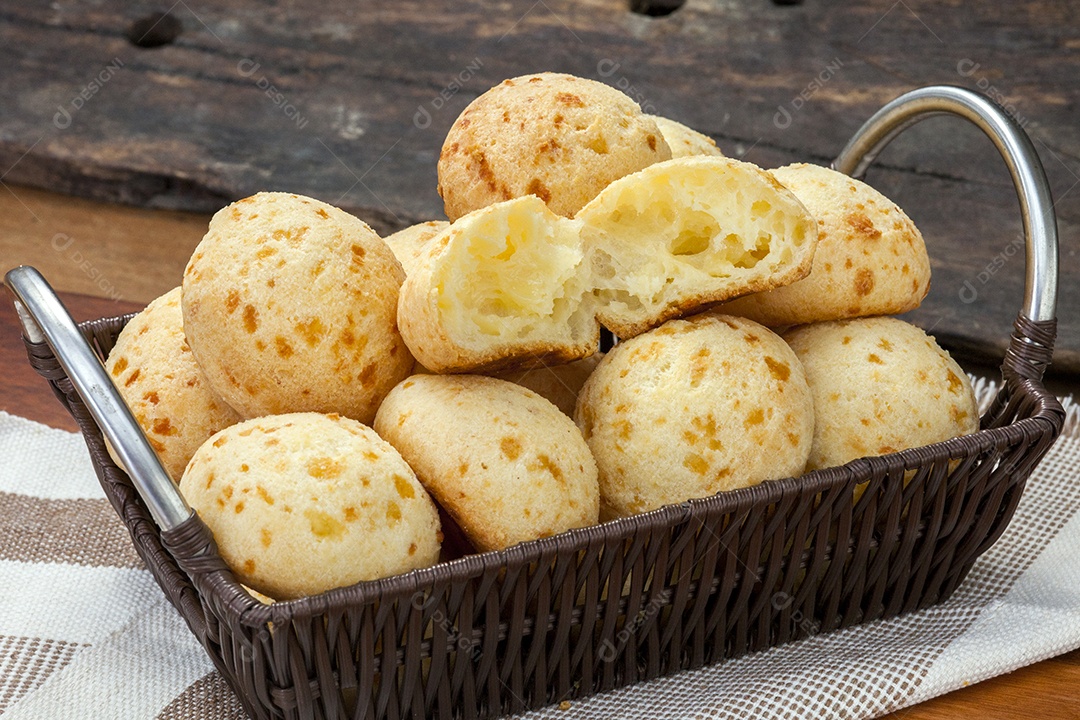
576 156 818 338
397 195 598 374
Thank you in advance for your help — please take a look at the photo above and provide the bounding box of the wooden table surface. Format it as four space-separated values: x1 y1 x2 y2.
0 185 1077 717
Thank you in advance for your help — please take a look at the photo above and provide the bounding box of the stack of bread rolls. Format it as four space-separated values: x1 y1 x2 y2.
106 71 977 602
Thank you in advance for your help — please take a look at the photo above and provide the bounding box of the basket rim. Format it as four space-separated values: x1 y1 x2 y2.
66 311 1066 629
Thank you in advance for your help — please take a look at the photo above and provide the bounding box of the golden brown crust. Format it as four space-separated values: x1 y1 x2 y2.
383 220 449 277
373 375 599 552
438 72 671 219
182 192 414 423
783 317 979 473
104 287 240 481
647 115 724 158
179 413 441 600
576 312 814 516
718 163 931 326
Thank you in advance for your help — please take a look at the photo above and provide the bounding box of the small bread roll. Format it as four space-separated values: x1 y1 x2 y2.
576 313 814 516
784 318 978 472
384 220 449 276
577 156 818 339
493 354 603 417
397 195 598 373
104 287 240 482
438 72 671 220
719 163 931 326
179 413 441 600
374 375 599 552
647 115 724 158
182 192 413 423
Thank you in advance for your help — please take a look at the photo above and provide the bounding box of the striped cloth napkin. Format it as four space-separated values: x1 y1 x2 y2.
1 378 1079 719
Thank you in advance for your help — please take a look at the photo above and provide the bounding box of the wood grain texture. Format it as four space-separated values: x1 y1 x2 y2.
0 1 1077 372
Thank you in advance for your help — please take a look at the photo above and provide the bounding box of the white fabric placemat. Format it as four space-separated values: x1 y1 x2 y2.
1 378 1078 719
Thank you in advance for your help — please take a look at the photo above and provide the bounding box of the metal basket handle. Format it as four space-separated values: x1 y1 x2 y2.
4 266 194 531
833 85 1059 332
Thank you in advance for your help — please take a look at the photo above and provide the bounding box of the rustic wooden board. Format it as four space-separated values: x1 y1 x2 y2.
0 1 1077 371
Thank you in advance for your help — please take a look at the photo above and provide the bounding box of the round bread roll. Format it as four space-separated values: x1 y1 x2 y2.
493 353 603 418
374 374 599 552
577 156 818 339
438 72 671 220
383 220 449 277
398 195 598 374
179 413 441 600
576 313 814 516
104 287 240 482
783 317 978 472
719 163 931 326
646 115 724 158
182 192 413 424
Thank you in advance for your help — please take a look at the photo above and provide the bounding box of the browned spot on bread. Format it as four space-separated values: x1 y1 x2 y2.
256 486 274 505
764 356 790 382
152 417 177 436
256 247 277 259
408 543 417 555
271 336 294 358
844 258 854 269
341 328 356 346
556 92 585 107
646 134 657 151
860 418 872 426
787 432 800 447
744 334 760 345
854 268 875 296
260 528 272 548
306 509 346 538
234 501 245 514
951 406 969 423
614 419 633 439
386 502 402 523
296 318 326 346
530 454 565 483
242 559 255 574
358 363 377 388
226 290 241 313
213 436 228 448
265 438 279 447
500 436 522 461
946 369 964 393
351 244 366 261
272 226 309 245
343 507 358 522
744 408 765 428
362 450 378 461
316 208 329 219
868 353 884 364
124 369 141 387
683 453 709 475
111 357 128 376
879 338 894 351
846 213 882 240
458 462 469 476
242 305 259 333
307 456 345 478
204 472 215 490
394 475 416 499
143 391 159 404
526 178 552 202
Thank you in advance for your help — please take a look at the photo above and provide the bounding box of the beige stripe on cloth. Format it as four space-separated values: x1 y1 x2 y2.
0 492 142 569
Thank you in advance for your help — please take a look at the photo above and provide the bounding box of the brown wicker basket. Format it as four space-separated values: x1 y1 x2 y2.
8 86 1066 720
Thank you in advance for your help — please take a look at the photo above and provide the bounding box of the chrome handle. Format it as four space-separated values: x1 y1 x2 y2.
4 266 194 531
833 85 1058 327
